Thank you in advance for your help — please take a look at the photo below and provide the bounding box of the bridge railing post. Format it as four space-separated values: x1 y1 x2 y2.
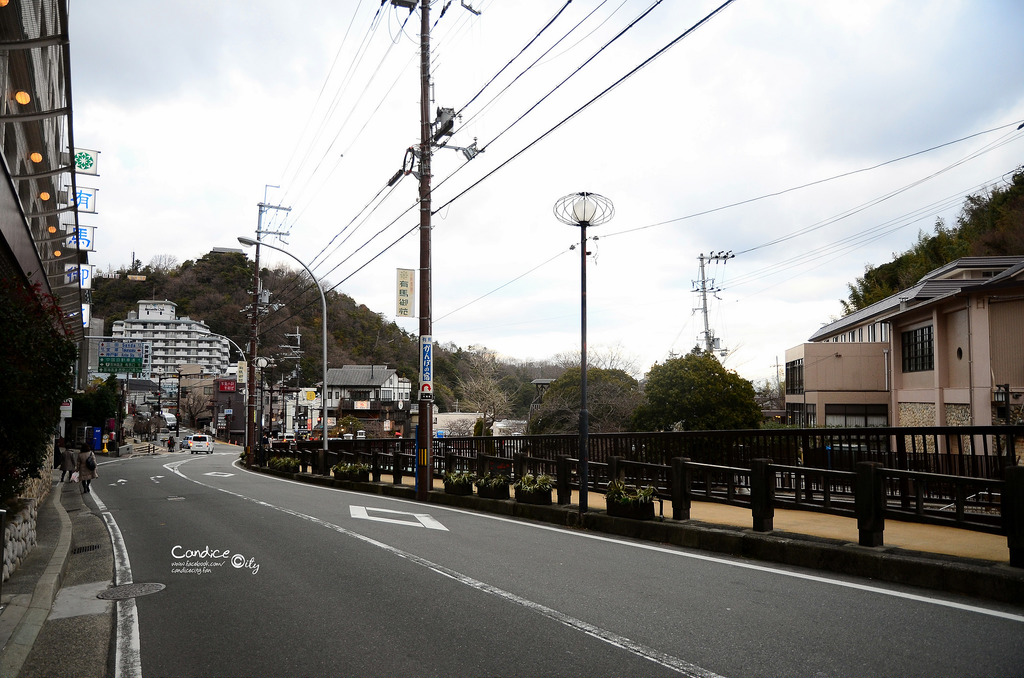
671 457 691 521
855 461 885 547
1004 464 1024 567
750 458 774 532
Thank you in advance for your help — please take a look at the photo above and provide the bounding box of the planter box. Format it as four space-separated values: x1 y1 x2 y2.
515 488 552 505
334 470 370 482
607 500 655 520
476 484 510 500
444 482 473 496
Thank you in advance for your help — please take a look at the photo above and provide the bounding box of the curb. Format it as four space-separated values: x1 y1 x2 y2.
0 482 73 678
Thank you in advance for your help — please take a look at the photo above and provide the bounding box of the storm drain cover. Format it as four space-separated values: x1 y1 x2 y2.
97 582 165 600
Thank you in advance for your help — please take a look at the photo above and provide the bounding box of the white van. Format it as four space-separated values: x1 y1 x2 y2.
190 434 213 454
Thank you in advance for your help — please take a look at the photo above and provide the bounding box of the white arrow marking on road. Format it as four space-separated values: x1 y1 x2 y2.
111 479 128 485
204 472 234 477
149 476 163 484
349 506 448 531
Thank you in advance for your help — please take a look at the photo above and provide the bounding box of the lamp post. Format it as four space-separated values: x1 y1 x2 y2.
238 237 329 472
553 192 614 513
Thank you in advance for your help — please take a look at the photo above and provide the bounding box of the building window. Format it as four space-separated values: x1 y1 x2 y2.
824 404 888 427
785 359 804 395
901 325 934 372
785 402 816 427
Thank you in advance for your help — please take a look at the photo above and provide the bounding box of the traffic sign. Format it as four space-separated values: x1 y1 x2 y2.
98 340 145 373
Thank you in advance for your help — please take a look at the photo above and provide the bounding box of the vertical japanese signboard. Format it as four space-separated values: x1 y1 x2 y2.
419 335 433 401
396 268 415 317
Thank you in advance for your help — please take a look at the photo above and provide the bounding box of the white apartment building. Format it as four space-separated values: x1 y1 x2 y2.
111 300 231 377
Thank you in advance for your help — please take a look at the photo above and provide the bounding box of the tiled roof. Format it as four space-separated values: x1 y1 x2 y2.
326 365 396 387
808 256 1024 341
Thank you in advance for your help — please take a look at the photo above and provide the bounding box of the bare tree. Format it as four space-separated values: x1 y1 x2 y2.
552 342 641 378
148 254 179 272
457 349 514 433
179 390 210 428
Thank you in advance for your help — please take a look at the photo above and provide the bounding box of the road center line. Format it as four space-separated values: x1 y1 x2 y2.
229 460 1024 624
174 462 721 677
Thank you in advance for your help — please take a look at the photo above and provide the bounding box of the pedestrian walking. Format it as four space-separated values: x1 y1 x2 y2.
59 442 77 482
77 443 98 494
166 435 175 453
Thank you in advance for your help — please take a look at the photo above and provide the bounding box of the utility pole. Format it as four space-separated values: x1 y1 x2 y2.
415 0 433 501
246 189 290 465
694 251 733 354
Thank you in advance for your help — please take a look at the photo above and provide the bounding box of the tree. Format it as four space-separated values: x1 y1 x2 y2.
179 389 210 428
632 349 761 431
841 166 1024 314
73 375 120 428
0 280 78 502
531 367 641 434
456 350 516 433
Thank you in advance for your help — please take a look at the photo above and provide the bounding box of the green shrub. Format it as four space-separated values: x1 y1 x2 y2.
514 473 553 492
331 462 370 474
605 479 656 506
268 456 300 472
443 470 476 486
476 473 511 489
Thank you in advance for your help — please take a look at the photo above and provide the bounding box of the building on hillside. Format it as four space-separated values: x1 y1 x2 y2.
325 365 412 437
111 299 231 377
785 256 1024 427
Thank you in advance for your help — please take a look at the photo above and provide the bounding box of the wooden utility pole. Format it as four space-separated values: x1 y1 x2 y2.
415 0 433 500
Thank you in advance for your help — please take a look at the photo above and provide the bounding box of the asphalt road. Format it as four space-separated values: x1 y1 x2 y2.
93 444 1024 677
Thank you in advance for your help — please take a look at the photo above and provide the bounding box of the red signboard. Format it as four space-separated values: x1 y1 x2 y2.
218 380 237 393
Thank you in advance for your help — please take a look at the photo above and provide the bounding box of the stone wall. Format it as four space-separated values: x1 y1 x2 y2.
2 470 52 583
945 403 973 427
899 402 936 427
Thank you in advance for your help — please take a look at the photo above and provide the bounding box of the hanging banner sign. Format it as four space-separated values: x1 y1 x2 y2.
396 268 415 317
419 335 433 401
73 148 100 175
76 187 98 213
65 263 94 289
66 226 95 251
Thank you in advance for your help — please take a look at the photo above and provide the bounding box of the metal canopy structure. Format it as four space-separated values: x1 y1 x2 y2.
0 0 86 342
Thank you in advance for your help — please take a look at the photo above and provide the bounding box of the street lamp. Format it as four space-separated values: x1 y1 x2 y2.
553 192 614 513
238 236 329 472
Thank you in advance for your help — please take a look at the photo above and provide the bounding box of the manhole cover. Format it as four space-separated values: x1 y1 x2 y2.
97 582 166 600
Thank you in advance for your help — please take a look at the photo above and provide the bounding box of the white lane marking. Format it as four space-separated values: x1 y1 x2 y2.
350 506 448 531
175 463 715 677
234 460 1024 624
149 476 163 484
92 491 143 678
204 472 235 477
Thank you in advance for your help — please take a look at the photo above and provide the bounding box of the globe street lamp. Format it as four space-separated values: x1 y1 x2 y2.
238 237 329 472
553 192 614 513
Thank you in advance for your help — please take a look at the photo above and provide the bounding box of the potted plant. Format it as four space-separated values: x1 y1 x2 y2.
475 473 511 500
514 473 554 505
267 456 300 475
332 461 370 482
443 470 476 496
604 480 656 520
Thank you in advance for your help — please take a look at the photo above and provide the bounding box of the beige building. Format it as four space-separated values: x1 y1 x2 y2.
786 257 1024 427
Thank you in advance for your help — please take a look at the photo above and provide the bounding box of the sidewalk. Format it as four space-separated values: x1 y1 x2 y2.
0 470 114 678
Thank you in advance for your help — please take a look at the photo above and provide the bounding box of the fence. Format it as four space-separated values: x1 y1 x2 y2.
260 425 1024 564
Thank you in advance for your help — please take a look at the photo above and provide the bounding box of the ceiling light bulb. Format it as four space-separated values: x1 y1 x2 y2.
29 152 42 163
47 225 57 233
53 249 62 257
39 191 50 201
14 91 30 105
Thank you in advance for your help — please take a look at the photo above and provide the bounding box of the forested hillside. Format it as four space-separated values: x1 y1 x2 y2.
842 166 1024 313
90 251 561 415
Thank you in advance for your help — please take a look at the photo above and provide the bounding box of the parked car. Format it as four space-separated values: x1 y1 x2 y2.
179 435 193 450
190 435 213 454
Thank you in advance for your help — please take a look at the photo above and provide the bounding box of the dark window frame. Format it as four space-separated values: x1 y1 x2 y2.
901 325 934 373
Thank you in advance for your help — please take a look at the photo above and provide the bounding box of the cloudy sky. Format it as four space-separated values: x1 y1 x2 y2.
69 0 1024 384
